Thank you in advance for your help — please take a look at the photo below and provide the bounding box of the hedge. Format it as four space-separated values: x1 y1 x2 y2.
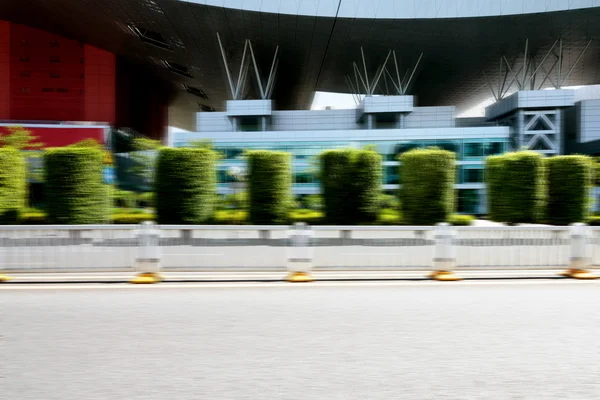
320 149 382 224
546 155 592 225
247 150 292 224
400 148 455 225
155 148 216 224
486 151 545 224
44 148 109 224
448 214 474 226
0 148 27 224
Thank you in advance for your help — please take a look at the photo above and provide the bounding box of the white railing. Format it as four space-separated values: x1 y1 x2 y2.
0 223 598 273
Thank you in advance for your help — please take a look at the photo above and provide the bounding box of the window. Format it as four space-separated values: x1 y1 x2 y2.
457 189 480 214
20 56 29 62
19 87 30 94
163 61 193 78
183 85 208 99
385 166 399 185
49 56 60 63
56 88 69 93
41 88 54 93
199 104 215 112
484 142 503 156
49 41 60 48
463 169 483 183
49 72 60 78
128 24 172 51
20 71 31 78
464 142 483 158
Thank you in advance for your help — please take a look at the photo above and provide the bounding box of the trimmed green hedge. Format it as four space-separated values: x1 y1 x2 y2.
486 151 545 224
400 148 455 225
247 151 292 224
448 214 475 226
320 149 382 224
546 155 592 225
44 148 109 224
155 148 216 224
0 148 27 224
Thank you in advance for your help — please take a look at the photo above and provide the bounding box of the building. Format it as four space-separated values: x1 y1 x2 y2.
172 85 600 214
2 1 600 142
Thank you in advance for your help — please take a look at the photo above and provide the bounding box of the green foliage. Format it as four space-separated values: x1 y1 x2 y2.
0 126 43 150
129 137 162 183
448 214 475 226
211 210 248 225
247 150 292 224
546 155 592 225
155 148 216 224
137 192 154 208
68 138 103 149
303 194 323 211
379 193 400 210
223 191 248 210
21 209 47 225
289 209 324 225
486 151 545 224
400 148 455 225
0 148 27 223
594 158 600 186
1 126 45 182
587 216 600 226
377 208 402 225
44 148 109 224
111 213 154 224
320 149 382 224
112 189 137 208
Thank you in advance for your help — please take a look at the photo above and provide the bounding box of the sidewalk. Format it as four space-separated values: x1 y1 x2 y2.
1 269 589 284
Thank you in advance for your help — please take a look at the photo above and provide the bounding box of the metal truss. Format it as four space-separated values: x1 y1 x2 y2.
217 33 279 100
483 38 593 101
345 47 423 104
521 110 561 154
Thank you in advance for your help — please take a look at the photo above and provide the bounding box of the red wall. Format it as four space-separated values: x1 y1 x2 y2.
0 125 106 148
84 45 115 123
1 21 115 124
0 21 10 119
0 20 168 142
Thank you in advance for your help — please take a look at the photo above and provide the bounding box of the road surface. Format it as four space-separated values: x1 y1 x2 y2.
3 281 600 399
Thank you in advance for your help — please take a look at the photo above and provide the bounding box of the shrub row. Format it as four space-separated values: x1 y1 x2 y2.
247 150 292 224
486 152 592 225
400 148 455 225
44 148 109 224
155 148 216 224
320 149 382 224
0 148 27 224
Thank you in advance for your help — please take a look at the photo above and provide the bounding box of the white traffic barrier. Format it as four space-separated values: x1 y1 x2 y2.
286 222 314 282
431 223 460 281
130 221 162 284
562 223 598 280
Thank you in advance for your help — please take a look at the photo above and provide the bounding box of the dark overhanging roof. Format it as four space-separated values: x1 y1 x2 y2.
1 1 600 118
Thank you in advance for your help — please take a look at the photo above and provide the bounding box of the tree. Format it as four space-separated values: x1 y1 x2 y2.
0 126 44 183
0 126 43 150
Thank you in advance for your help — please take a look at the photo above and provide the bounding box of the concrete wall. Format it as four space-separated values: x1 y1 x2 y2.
579 100 600 143
404 106 455 128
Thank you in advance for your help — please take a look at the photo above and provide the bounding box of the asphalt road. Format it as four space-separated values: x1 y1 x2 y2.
3 282 600 399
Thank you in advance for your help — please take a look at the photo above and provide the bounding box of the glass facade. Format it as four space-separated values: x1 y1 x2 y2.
177 137 507 215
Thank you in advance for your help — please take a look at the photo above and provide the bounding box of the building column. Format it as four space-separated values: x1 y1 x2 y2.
261 116 267 131
367 114 374 130
398 113 406 129
555 108 563 155
231 116 239 131
515 110 525 151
